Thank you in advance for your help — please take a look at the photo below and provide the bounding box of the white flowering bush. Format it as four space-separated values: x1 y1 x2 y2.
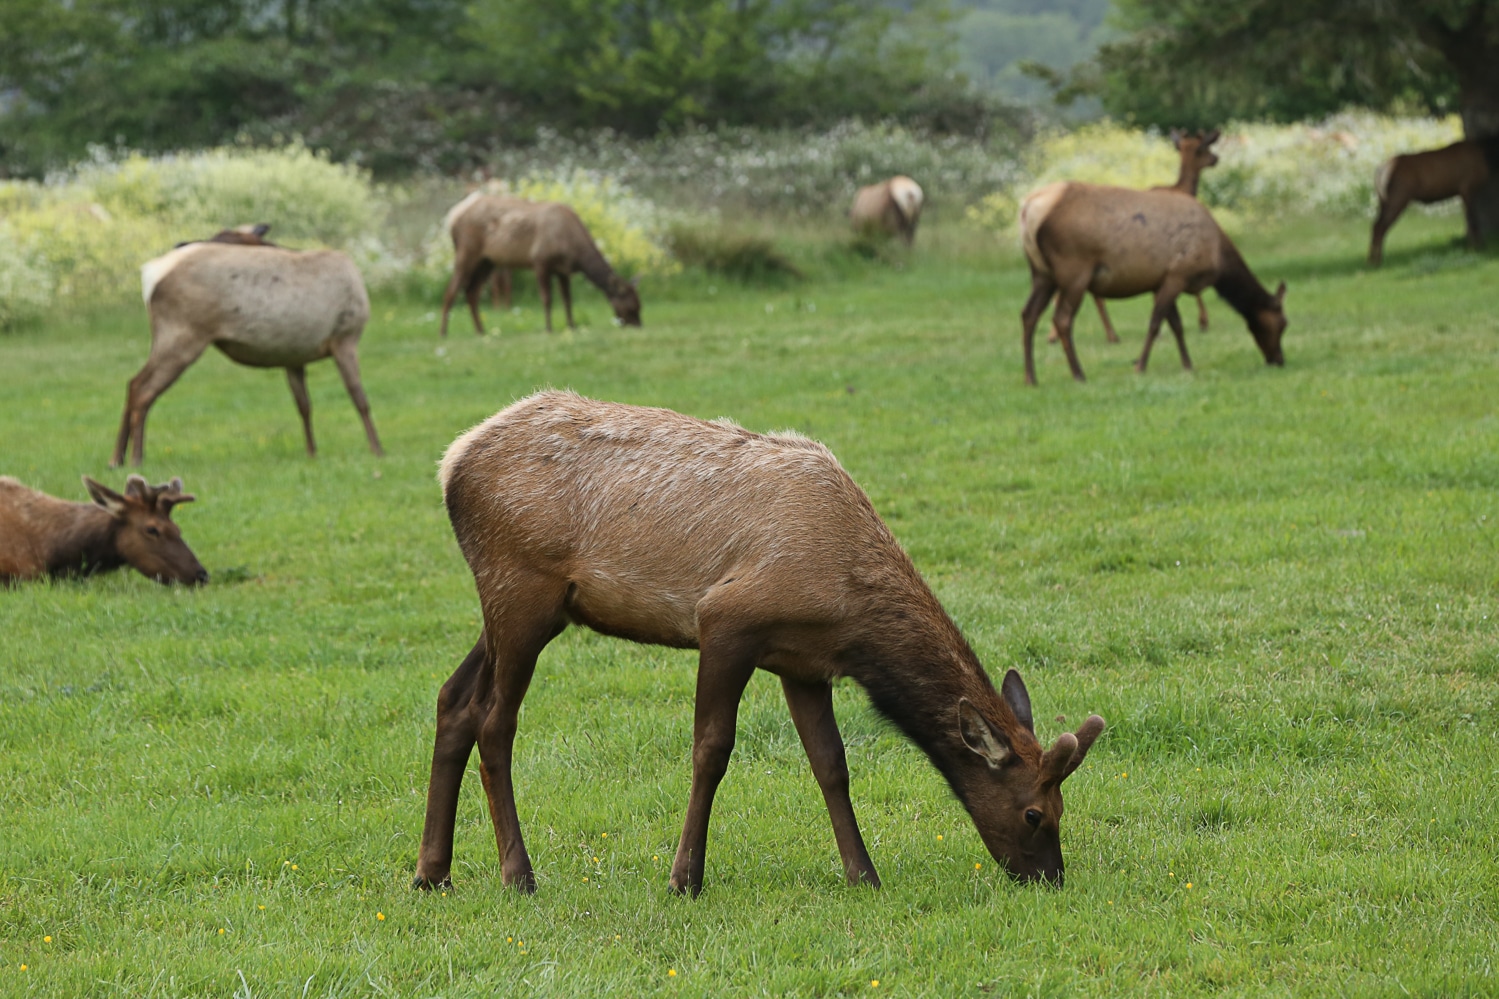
0 222 53 328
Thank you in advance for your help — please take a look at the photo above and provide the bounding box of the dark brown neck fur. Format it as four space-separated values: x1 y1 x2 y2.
1213 236 1276 323
46 504 124 577
574 238 628 298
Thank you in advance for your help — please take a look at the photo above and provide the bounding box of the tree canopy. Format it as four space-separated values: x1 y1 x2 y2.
1074 0 1499 136
0 0 987 176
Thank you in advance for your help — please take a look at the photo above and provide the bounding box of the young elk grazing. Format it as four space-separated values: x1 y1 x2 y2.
1020 182 1287 385
414 392 1105 895
112 242 383 467
850 176 925 245
439 194 642 337
1369 138 1499 266
0 475 206 585
1057 130 1221 345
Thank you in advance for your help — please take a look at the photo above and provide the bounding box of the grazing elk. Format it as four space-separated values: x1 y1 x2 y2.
439 194 642 337
1058 130 1221 345
414 391 1105 895
112 242 383 467
850 176 925 245
1019 182 1287 385
1369 138 1499 266
0 475 206 585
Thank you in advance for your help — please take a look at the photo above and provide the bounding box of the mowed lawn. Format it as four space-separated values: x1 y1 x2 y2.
1 213 1497 997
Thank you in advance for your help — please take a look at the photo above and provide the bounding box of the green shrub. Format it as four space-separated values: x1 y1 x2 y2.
0 222 53 329
666 225 801 284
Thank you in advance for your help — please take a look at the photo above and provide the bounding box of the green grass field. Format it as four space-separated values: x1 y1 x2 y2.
2 213 1497 997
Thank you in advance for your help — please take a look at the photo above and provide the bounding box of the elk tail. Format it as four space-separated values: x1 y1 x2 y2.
1019 182 1067 275
443 191 485 241
1373 158 1396 204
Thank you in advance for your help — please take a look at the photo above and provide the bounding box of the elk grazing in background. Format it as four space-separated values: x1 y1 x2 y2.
414 391 1105 896
1020 182 1287 385
0 475 207 585
112 241 383 467
1055 130 1221 345
1368 138 1499 266
850 176 925 245
439 194 642 337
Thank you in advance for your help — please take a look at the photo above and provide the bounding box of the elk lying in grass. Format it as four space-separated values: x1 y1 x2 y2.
414 391 1105 895
1369 138 1499 266
0 475 206 585
439 194 642 336
850 176 925 245
1020 182 1287 385
113 242 383 466
174 223 276 249
1057 130 1221 345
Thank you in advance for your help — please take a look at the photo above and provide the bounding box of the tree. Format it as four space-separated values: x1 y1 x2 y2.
1072 0 1499 242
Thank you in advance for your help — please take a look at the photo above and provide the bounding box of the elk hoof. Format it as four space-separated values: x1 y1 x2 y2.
502 867 537 893
411 873 452 892
848 868 882 889
667 877 703 898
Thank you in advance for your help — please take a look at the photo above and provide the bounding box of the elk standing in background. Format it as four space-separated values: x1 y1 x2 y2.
1055 130 1221 345
439 194 642 336
413 391 1105 896
112 242 383 467
1020 181 1287 385
0 475 207 585
850 176 924 245
1368 138 1499 266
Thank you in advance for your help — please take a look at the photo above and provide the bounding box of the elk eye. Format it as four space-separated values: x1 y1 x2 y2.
145 526 161 538
1025 809 1042 828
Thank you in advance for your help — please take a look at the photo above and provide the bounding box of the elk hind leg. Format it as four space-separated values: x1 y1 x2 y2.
112 329 209 467
1051 284 1090 383
465 260 495 336
536 267 554 332
1165 300 1192 371
471 581 568 891
1195 293 1209 331
781 677 879 887
558 273 575 329
413 637 490 890
1020 271 1058 387
1368 194 1408 267
329 339 384 457
285 365 316 456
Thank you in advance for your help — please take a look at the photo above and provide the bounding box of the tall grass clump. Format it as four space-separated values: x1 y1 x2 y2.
966 112 1466 235
0 222 53 329
0 144 387 308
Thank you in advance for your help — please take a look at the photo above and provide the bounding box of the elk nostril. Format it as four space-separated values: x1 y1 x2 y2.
196 569 210 585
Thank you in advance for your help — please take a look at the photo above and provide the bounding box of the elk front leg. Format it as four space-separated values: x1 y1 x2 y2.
669 630 758 897
558 273 575 329
1164 300 1192 371
1137 282 1185 374
329 339 384 458
1020 272 1058 387
781 677 880 887
413 637 489 890
536 267 554 332
1051 286 1089 383
285 365 316 456
1094 294 1119 342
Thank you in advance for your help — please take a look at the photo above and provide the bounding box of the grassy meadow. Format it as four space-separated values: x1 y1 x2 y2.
1 212 1497 997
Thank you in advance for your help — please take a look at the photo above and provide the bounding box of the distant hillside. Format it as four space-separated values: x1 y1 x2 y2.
954 0 1114 104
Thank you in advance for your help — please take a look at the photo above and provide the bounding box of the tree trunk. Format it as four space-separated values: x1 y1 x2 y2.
1462 101 1499 246
1438 2 1499 244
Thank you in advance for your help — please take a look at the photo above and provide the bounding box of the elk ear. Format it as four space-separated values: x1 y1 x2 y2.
958 698 1012 769
1063 715 1107 779
1001 669 1034 733
1203 128 1222 146
251 223 271 237
1170 128 1183 149
1274 281 1287 305
82 476 129 518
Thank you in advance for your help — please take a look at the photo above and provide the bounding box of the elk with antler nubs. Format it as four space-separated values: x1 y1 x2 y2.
413 391 1105 895
0 475 207 585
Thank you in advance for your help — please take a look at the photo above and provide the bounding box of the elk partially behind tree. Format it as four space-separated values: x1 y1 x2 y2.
1368 138 1499 265
439 194 642 336
0 475 207 585
413 391 1105 896
1020 181 1287 385
113 242 383 467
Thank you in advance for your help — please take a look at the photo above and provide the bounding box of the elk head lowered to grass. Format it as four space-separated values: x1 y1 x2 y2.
850 176 925 245
112 240 384 467
1369 138 1499 266
1019 181 1287 385
0 475 207 585
1060 130 1222 346
439 194 642 337
413 391 1105 895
